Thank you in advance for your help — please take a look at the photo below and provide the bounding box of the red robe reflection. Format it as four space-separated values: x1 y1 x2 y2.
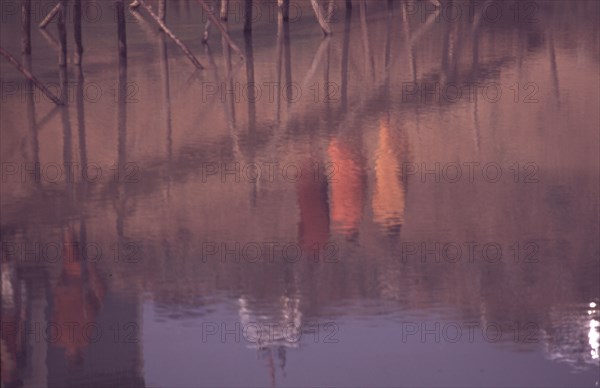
51 225 106 367
296 158 330 253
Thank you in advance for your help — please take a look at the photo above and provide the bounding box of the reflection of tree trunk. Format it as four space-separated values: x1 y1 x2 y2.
311 0 331 35
278 0 289 21
158 0 166 23
324 31 331 121
275 6 294 119
470 21 481 151
23 54 39 182
223 33 236 128
220 0 229 20
276 9 284 123
137 0 204 69
74 0 83 65
197 0 244 58
159 35 173 196
39 3 60 29
59 65 73 193
341 8 351 107
547 32 560 106
245 34 256 132
245 31 258 206
202 1 213 43
384 0 392 81
204 45 240 158
21 0 31 55
440 16 452 84
283 20 292 102
115 60 128 241
326 0 335 22
359 0 374 81
57 1 67 68
76 66 88 196
286 37 330 122
116 0 128 60
0 46 63 105
244 0 252 34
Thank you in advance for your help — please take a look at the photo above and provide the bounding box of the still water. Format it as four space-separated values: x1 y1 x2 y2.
1 0 599 386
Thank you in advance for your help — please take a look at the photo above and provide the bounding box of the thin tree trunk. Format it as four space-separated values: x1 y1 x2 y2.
0 46 63 105
22 0 31 54
359 0 374 80
310 0 331 35
197 0 244 59
278 0 289 21
116 0 128 59
158 0 166 21
244 0 252 34
39 3 60 29
220 0 228 21
341 6 351 107
57 1 67 67
74 0 83 65
137 0 204 69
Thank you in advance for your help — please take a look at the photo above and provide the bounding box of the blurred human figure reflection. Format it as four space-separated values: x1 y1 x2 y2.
1 251 26 387
51 222 105 367
372 118 406 236
296 156 330 252
328 133 366 241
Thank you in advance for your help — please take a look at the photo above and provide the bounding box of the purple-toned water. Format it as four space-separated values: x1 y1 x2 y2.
1 1 599 386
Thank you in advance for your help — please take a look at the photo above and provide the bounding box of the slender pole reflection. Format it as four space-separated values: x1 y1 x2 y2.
22 37 39 188
340 5 351 108
59 70 74 199
276 6 284 123
222 23 236 129
21 0 31 55
75 66 88 200
204 44 241 157
244 0 253 35
359 0 375 82
116 0 128 60
547 31 561 107
159 33 173 198
73 0 83 65
470 16 482 151
244 26 258 206
39 28 59 50
57 1 67 68
283 11 292 104
115 2 128 242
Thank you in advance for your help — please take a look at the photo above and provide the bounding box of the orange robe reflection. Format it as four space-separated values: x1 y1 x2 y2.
51 225 106 366
372 118 406 234
328 136 366 239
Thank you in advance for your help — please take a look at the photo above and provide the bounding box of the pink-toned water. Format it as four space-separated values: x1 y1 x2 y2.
1 1 598 386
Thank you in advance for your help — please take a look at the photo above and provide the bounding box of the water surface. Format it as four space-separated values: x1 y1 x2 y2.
1 1 599 386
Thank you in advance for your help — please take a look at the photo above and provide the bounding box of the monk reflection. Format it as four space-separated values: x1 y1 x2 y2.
372 117 407 236
51 222 106 367
1 253 26 387
328 133 367 240
296 155 330 252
